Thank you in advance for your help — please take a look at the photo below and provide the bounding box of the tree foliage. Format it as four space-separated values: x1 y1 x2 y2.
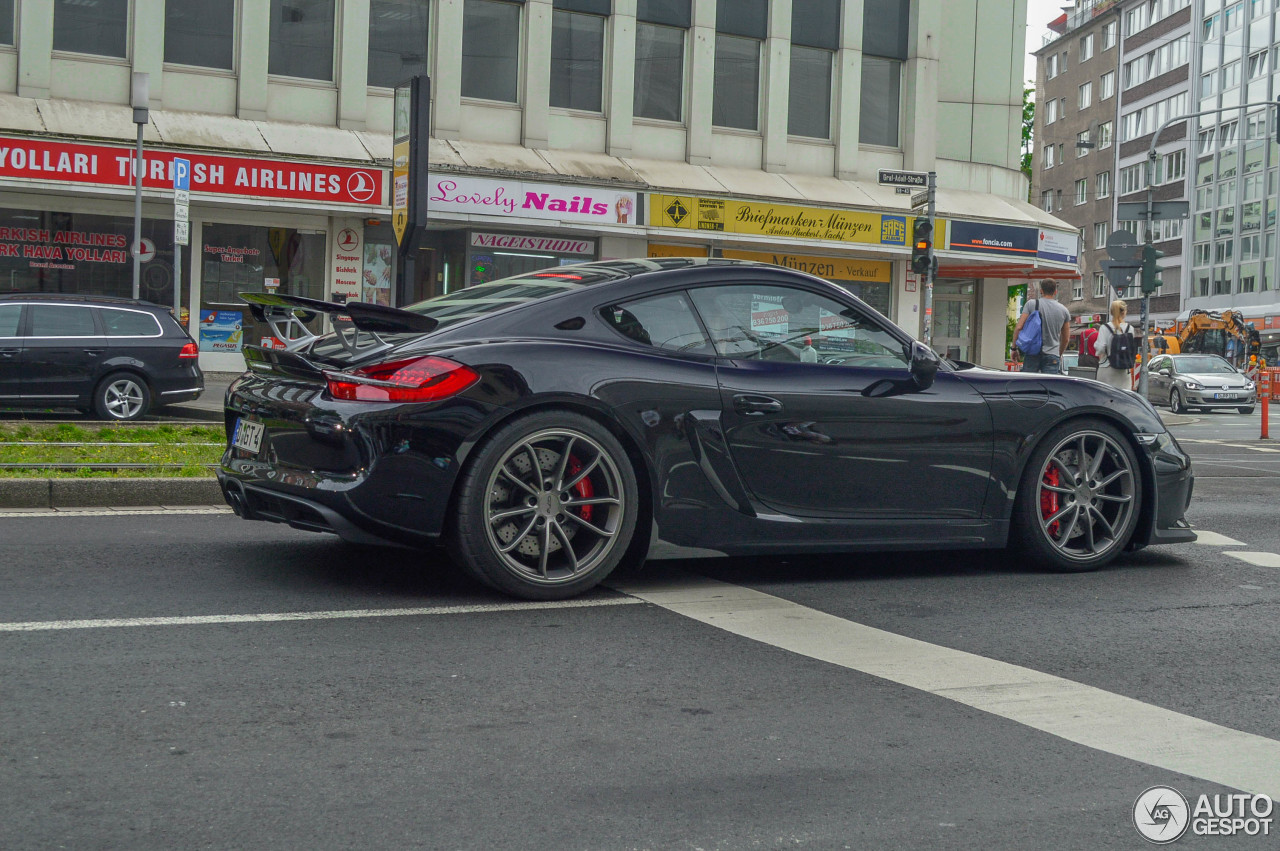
1021 87 1034 188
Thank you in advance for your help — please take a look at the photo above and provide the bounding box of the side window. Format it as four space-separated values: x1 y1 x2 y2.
687 284 909 367
101 308 162 337
600 291 714 355
0 304 19 337
28 305 97 337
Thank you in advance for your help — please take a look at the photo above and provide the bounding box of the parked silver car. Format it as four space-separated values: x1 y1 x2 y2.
1144 353 1256 414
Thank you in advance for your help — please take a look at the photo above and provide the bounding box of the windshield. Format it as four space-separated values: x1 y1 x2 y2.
397 265 628 329
1174 356 1237 374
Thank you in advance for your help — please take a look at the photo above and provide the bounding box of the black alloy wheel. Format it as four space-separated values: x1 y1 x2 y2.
94 372 151 421
1169 388 1186 415
1012 419 1141 572
449 410 639 600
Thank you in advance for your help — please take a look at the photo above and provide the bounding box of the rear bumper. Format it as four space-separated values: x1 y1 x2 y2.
218 474 407 547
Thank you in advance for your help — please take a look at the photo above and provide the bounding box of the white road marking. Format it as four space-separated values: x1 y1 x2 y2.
1178 438 1280 453
0 597 643 632
1226 551 1280 568
0 507 232 518
614 574 1280 799
1190 530 1248 546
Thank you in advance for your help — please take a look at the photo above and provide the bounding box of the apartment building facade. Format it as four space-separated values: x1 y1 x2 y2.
0 0 1076 371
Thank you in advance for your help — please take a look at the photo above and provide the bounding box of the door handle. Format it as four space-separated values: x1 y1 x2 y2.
733 394 783 415
83 349 104 357
0 348 17 357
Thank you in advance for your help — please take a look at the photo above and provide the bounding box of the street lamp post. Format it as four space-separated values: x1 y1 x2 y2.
130 73 149 301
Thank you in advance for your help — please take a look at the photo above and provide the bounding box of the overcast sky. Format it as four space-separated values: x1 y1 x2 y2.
1025 0 1071 84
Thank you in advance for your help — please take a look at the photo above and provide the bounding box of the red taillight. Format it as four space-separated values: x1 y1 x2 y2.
325 356 479 403
178 342 199 359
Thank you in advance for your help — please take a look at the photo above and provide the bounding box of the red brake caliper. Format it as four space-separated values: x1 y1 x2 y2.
1040 466 1060 537
566 457 593 523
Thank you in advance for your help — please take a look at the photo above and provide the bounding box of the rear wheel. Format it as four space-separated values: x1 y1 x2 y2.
449 411 639 600
1169 389 1186 414
93 373 150 421
1012 419 1141 572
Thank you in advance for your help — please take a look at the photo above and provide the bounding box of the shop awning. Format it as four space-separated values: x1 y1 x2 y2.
936 263 1081 280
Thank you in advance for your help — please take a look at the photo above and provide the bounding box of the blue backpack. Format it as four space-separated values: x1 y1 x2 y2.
1016 300 1043 355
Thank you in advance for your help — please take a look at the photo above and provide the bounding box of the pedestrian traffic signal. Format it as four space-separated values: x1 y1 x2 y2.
911 219 933 275
1141 243 1164 294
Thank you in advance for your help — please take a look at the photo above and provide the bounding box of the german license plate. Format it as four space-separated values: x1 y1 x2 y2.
232 418 264 453
1214 392 1237 400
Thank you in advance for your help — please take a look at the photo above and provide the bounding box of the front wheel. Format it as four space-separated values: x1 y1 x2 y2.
1011 419 1141 572
448 411 640 600
93 373 151 421
1169 389 1186 414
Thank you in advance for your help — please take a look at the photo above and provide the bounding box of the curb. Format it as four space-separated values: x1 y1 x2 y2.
0 477 223 509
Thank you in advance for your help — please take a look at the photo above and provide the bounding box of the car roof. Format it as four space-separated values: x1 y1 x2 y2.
0 292 161 309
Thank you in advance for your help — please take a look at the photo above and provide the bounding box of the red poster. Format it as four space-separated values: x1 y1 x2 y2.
0 135 385 206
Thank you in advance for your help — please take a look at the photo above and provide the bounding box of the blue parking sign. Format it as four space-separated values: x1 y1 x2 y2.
173 157 190 191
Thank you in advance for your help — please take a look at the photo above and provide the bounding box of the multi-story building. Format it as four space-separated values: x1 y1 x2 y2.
0 0 1077 372
1034 0 1124 327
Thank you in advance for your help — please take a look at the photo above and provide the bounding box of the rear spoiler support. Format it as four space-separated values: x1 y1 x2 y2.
239 292 438 356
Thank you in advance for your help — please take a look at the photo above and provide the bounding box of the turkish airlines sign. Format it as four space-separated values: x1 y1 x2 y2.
0 135 386 206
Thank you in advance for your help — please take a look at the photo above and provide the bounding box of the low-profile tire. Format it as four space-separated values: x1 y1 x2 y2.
448 410 640 600
1011 418 1142 572
1169 389 1186 414
1239 406 1256 415
93 372 151 421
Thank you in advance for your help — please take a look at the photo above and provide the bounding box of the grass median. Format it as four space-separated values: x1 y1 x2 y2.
0 423 225 478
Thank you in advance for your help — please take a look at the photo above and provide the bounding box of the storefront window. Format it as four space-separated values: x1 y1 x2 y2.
201 224 326 352
466 232 597 286
0 209 189 315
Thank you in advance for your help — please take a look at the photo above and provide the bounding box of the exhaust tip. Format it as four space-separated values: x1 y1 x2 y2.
222 480 248 518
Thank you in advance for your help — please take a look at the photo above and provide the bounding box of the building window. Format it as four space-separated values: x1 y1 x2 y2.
1101 21 1117 49
1077 131 1091 156
1079 81 1092 109
1120 163 1146 194
1043 144 1055 168
0 0 11 45
164 0 235 69
1098 121 1113 148
1042 190 1054 212
269 0 336 80
1225 0 1244 30
1094 273 1107 298
1046 53 1059 80
1095 222 1109 247
634 0 690 122
1073 279 1084 300
1248 48 1269 80
1080 33 1094 62
1163 150 1187 183
1097 171 1111 198
551 9 606 112
713 0 766 130
368 0 429 88
462 0 521 103
1075 179 1088 205
860 0 908 147
788 0 839 139
1044 99 1058 124
53 0 128 57
1100 71 1115 99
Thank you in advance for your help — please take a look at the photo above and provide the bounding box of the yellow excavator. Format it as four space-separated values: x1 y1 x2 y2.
1151 309 1260 362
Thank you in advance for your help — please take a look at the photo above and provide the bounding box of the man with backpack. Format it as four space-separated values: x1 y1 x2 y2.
1094 299 1137 390
1012 280 1073 374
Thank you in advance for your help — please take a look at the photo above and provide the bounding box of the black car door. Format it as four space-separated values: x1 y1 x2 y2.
0 303 22 402
688 283 994 521
19 303 104 402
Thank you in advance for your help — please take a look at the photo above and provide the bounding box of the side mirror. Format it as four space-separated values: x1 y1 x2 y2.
909 341 940 390
1158 367 1171 376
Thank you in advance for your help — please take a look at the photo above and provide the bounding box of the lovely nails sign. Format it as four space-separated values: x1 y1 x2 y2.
428 173 640 226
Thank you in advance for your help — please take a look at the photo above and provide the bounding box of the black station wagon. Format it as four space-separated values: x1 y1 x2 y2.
0 293 203 420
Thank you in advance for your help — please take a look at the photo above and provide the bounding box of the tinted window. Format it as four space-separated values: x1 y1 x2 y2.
269 0 336 80
101 308 162 337
53 0 127 57
551 10 605 111
29 305 97 337
0 304 18 336
462 0 521 102
602 292 712 354
688 285 908 367
165 0 235 69
368 0 429 88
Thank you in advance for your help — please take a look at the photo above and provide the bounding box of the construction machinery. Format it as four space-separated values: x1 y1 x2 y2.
1150 309 1260 363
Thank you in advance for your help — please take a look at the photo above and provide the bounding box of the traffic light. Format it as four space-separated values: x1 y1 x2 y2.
1141 243 1164 294
911 218 933 275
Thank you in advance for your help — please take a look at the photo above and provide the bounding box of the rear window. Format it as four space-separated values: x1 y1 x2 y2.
401 265 629 329
29 304 96 337
0 304 18 337
100 308 162 337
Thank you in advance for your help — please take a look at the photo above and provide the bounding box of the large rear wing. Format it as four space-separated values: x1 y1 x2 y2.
239 292 438 358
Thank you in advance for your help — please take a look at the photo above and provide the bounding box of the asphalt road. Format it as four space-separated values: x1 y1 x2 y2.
1 413 1278 849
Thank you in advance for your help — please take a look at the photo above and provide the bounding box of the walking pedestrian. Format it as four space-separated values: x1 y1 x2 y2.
1012 280 1072 374
1093 299 1137 391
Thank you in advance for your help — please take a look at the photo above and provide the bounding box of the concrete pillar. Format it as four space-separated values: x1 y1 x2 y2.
607 0 638 157
338 0 371 129
132 0 165 107
834 0 864 180
903 0 940 172
17 0 53 99
761 0 791 172
433 0 464 140
238 0 271 120
686 0 716 165
523 0 553 149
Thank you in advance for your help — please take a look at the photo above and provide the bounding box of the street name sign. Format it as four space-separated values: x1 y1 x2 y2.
878 169 928 188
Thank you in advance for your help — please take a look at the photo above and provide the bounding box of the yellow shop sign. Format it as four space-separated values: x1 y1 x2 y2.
721 250 891 283
651 194 918 248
